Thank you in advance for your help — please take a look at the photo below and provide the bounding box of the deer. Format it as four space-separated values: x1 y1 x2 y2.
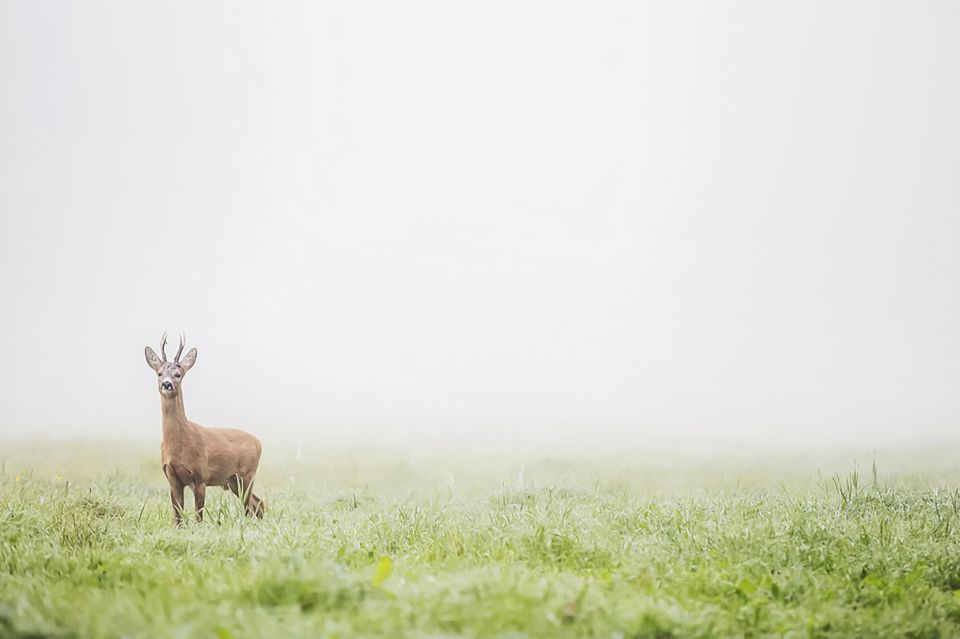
144 334 265 525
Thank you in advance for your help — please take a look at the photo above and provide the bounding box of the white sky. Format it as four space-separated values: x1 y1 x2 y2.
1 1 958 449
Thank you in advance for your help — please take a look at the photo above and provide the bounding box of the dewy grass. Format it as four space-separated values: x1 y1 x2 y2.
2 442 960 638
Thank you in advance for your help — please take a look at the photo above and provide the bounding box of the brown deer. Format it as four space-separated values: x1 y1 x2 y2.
144 334 265 525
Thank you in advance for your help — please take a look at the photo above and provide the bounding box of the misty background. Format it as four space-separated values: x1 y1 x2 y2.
1 2 958 452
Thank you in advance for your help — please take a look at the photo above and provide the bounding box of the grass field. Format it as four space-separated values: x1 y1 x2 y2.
2 440 960 638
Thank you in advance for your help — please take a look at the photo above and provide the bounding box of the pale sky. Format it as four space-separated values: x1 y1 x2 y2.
1 1 958 449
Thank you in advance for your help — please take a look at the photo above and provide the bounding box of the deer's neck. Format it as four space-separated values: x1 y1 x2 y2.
160 394 191 438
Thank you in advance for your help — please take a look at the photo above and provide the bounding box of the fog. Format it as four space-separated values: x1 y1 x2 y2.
1 1 958 452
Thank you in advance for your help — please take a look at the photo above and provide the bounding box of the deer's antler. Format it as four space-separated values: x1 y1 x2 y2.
160 332 168 362
175 334 186 364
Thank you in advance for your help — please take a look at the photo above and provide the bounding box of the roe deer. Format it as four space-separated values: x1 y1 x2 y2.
144 334 265 525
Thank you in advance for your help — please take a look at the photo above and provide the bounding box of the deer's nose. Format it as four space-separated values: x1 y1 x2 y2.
161 381 174 391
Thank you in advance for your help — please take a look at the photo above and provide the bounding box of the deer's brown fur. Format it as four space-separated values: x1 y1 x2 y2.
145 334 265 525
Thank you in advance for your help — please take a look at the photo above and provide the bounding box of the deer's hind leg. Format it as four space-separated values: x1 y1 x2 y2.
226 474 265 518
246 484 266 518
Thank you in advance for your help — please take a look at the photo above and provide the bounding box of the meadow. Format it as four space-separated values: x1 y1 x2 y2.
2 440 960 638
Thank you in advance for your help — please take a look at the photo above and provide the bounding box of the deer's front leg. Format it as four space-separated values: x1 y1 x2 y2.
163 464 186 526
169 480 185 526
193 483 206 523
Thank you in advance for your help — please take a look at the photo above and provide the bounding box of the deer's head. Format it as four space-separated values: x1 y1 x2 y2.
144 333 197 397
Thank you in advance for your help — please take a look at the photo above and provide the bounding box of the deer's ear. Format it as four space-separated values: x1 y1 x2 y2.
145 347 163 372
179 347 198 372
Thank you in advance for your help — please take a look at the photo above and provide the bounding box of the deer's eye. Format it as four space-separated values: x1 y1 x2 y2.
157 371 161 377
174 372 181 378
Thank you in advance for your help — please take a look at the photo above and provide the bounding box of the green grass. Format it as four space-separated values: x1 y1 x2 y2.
3 441 960 638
